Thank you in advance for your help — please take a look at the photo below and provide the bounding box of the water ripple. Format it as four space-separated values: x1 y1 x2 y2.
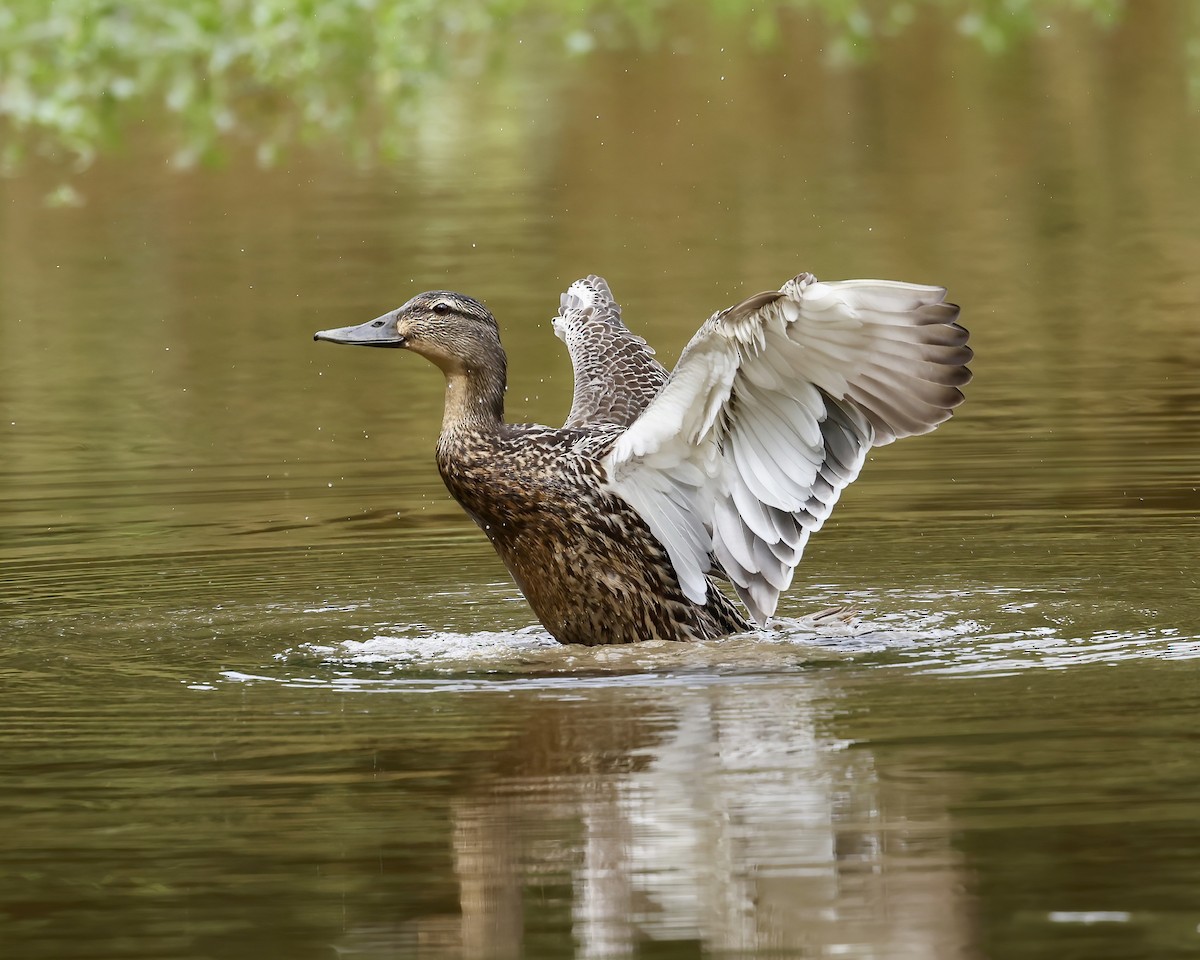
205 588 1200 693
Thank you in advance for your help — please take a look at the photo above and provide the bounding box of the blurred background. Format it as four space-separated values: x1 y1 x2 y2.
2 2 1199 958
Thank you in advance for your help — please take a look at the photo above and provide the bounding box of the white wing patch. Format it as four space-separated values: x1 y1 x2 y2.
603 273 971 625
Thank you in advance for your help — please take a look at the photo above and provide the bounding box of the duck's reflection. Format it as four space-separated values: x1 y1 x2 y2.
381 679 974 958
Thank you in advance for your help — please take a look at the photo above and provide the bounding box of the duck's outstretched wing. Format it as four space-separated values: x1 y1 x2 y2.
602 272 972 625
554 275 670 429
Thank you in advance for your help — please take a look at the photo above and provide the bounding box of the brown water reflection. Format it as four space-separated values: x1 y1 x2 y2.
2 2 1200 959
9 652 1198 958
384 680 975 959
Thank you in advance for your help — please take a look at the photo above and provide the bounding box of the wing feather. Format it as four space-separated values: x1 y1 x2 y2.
602 271 971 625
555 276 670 428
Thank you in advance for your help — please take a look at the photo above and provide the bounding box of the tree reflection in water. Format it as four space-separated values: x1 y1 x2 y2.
0 0 1151 183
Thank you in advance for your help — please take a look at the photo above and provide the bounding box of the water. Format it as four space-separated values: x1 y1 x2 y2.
2 3 1199 957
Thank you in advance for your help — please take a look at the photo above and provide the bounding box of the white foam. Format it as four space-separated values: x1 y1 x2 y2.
334 626 559 663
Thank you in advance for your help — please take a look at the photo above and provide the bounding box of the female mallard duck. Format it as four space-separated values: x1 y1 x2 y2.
315 273 971 645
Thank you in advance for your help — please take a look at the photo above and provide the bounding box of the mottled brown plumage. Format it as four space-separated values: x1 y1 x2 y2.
554 275 669 429
314 274 971 644
436 424 748 645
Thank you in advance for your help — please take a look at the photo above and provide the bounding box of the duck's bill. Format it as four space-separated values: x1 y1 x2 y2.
313 313 406 347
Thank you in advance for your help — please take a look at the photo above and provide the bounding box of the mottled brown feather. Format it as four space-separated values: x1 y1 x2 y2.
555 275 670 429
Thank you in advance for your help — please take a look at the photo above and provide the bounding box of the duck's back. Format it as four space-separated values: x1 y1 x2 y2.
435 424 748 645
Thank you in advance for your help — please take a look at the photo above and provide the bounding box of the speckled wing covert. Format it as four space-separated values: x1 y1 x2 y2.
554 275 670 429
602 272 972 625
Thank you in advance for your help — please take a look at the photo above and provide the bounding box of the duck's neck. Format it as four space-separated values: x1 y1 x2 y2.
441 358 507 436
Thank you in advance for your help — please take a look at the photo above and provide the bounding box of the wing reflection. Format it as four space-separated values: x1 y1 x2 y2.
347 680 977 958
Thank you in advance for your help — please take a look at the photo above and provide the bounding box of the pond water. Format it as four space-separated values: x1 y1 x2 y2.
2 2 1199 958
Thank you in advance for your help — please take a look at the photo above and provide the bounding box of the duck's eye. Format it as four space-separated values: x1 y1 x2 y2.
432 302 451 316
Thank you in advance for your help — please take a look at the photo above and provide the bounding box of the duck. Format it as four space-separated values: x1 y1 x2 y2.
314 272 971 645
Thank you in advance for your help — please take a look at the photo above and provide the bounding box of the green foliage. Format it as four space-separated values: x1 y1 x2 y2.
0 0 1144 176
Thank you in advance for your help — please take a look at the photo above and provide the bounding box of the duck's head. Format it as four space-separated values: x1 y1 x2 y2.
314 291 502 376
